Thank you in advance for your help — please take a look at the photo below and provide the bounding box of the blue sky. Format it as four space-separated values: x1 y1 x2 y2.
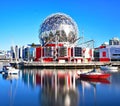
0 0 120 50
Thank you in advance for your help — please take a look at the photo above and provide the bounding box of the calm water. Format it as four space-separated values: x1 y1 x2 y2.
0 64 120 106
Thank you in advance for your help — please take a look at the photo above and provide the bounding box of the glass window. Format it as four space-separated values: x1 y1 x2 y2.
74 47 82 57
59 47 67 57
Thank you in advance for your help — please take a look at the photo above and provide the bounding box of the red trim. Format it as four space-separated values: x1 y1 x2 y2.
68 48 71 57
45 43 63 47
87 58 91 61
89 49 92 56
100 58 110 62
43 58 53 62
99 45 106 48
102 51 106 57
36 74 41 85
35 47 41 61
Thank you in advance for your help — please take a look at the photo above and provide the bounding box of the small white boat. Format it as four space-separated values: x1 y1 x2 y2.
3 65 19 74
100 65 118 72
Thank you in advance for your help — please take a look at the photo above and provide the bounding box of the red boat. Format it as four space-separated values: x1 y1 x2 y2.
80 72 111 79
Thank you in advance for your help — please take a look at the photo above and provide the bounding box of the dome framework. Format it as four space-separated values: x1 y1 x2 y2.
39 13 79 45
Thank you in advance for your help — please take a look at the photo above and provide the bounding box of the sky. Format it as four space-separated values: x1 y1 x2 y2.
0 0 120 50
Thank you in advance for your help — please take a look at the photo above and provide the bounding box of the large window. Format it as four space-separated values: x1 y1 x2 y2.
74 47 82 57
59 47 67 57
44 47 52 57
112 54 120 56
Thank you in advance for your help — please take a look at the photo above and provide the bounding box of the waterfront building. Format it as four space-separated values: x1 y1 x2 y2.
10 13 94 63
35 13 94 63
96 37 120 62
100 45 120 61
99 45 120 62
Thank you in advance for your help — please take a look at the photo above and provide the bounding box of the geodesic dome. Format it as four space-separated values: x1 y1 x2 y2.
39 13 79 45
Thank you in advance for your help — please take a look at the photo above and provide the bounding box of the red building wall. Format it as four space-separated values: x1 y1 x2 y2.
35 47 41 61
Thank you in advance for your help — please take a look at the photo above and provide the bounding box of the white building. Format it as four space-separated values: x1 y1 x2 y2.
99 45 120 62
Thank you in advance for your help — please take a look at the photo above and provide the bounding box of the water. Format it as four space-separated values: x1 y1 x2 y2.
0 64 120 106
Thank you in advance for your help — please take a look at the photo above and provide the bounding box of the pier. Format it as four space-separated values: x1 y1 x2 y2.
11 61 120 69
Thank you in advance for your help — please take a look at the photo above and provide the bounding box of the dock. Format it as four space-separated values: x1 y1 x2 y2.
12 61 120 69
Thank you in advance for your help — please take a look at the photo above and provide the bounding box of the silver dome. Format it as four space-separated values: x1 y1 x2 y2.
39 13 79 45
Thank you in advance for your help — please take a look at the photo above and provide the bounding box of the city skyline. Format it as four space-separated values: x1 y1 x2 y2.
0 0 120 50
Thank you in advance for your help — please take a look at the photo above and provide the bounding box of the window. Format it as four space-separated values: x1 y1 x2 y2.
44 47 52 57
59 47 67 57
113 54 120 56
102 51 106 57
74 47 82 57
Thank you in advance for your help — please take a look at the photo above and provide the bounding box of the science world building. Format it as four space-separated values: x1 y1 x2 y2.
11 13 94 63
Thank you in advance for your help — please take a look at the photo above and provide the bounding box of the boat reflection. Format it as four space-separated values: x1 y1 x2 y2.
2 73 19 80
22 69 79 106
80 78 111 85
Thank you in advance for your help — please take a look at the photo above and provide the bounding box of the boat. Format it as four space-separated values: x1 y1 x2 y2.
3 65 19 74
79 69 111 79
100 65 118 72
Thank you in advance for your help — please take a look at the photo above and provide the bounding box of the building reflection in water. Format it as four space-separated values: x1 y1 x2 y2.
78 77 110 106
22 69 79 106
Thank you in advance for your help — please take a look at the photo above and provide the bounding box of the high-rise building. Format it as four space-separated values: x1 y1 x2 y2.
109 37 120 45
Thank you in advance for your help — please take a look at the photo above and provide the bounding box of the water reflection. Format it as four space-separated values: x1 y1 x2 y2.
22 69 79 106
3 74 19 80
80 78 110 85
1 67 120 106
1 73 19 106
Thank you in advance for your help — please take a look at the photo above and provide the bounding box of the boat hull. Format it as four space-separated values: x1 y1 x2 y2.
80 73 111 79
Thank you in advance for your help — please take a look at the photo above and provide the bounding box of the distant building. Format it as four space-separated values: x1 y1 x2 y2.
6 51 12 59
0 50 6 59
109 37 120 45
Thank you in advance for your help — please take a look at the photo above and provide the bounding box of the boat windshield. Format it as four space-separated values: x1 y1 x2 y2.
90 68 96 73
